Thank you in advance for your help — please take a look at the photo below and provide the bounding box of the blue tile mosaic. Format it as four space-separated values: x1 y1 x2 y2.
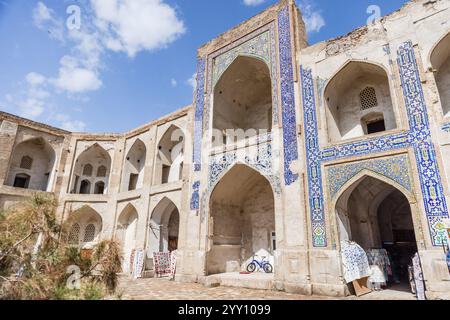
301 40 449 247
278 6 299 186
190 181 200 211
193 57 206 173
326 154 413 199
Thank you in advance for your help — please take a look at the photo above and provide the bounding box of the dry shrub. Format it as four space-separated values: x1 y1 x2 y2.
0 194 123 300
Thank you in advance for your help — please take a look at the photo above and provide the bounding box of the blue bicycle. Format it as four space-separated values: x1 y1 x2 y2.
246 255 273 273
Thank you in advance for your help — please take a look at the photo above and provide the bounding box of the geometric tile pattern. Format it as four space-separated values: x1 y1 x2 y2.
193 57 206 172
301 40 449 247
398 41 449 245
326 154 413 199
278 6 299 186
212 31 271 88
204 22 279 127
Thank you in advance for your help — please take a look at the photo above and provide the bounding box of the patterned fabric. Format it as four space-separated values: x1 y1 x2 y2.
412 253 426 300
170 250 178 280
340 241 370 284
366 249 390 285
131 249 145 279
153 252 172 277
129 249 136 275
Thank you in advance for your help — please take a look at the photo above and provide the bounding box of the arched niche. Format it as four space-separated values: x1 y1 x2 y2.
324 61 397 142
153 126 184 185
149 197 180 254
71 143 111 195
121 139 147 192
213 56 273 146
5 137 56 192
67 206 103 248
206 164 276 275
430 32 450 117
333 173 420 292
116 204 139 273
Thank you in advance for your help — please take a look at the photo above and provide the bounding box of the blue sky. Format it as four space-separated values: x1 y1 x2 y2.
0 0 409 133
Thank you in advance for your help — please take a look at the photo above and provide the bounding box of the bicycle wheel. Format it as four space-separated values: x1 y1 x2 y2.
263 263 273 274
247 262 257 273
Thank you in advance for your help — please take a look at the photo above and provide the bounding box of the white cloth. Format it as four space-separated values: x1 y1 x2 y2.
412 253 426 300
340 241 371 284
366 249 390 285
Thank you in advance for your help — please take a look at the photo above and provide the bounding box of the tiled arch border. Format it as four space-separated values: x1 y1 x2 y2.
191 6 300 210
301 41 449 247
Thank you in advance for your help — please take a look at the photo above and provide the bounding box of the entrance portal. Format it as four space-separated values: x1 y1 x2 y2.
206 164 275 275
336 175 418 292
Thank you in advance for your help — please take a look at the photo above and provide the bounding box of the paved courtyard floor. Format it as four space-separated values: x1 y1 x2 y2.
117 277 416 300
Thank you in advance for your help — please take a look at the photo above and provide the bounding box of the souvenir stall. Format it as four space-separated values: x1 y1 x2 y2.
340 240 426 299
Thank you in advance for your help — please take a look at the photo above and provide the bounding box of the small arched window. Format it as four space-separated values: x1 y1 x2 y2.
360 87 378 110
20 156 33 169
97 166 107 177
69 223 81 245
83 224 96 242
83 164 93 176
79 180 91 194
94 181 105 194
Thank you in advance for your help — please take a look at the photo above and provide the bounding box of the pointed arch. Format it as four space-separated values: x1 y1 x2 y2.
154 125 185 185
67 205 103 246
122 138 147 191
71 143 111 194
331 169 416 207
149 197 180 253
213 55 273 145
430 31 450 117
5 137 56 191
206 163 276 275
116 203 139 272
323 60 397 142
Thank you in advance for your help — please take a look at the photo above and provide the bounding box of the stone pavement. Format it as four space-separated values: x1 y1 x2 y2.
116 277 416 300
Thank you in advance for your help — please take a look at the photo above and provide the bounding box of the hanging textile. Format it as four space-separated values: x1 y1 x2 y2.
366 249 390 287
446 250 450 273
170 250 178 280
412 253 426 300
153 252 172 277
340 241 371 284
129 249 136 275
131 249 145 279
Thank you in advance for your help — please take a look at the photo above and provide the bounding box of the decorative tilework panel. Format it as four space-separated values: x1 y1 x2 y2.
278 6 299 186
442 122 450 132
205 23 279 128
301 67 326 247
300 40 449 247
212 31 271 88
193 57 206 172
326 154 413 199
190 181 200 211
397 41 449 246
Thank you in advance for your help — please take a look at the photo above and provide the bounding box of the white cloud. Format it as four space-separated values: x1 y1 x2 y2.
32 1 64 42
171 78 177 87
26 72 46 86
299 0 325 34
187 73 197 90
90 0 186 57
243 0 266 6
7 0 187 131
52 56 102 93
53 113 87 132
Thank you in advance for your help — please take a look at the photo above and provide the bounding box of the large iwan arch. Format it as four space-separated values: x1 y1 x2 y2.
206 164 276 275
